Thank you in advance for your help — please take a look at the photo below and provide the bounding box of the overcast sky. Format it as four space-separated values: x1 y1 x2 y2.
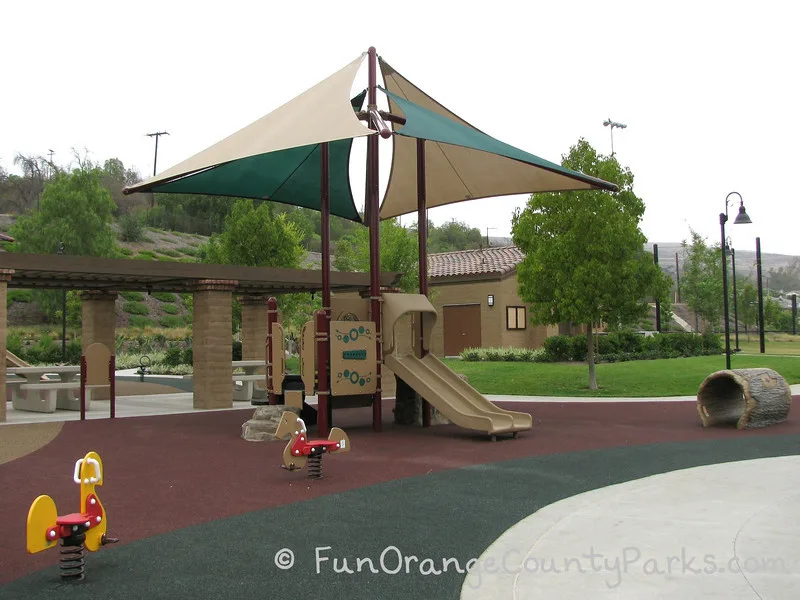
1 1 797 255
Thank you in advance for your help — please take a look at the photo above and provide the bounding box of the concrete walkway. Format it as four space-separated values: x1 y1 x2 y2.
3 383 798 425
461 456 800 599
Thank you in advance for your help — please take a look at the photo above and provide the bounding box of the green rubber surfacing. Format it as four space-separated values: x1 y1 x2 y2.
3 435 799 600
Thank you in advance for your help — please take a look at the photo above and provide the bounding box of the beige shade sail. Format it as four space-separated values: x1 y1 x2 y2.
378 58 617 220
124 53 376 194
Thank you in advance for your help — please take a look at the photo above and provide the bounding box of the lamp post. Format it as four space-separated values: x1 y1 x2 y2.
57 241 66 362
720 192 752 369
726 237 740 352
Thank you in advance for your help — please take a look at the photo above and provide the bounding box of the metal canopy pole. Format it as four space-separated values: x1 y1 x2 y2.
367 46 382 432
417 138 431 427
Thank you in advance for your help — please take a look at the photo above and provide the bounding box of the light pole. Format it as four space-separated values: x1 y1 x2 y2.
57 241 66 362
726 237 740 352
720 192 752 369
603 118 627 156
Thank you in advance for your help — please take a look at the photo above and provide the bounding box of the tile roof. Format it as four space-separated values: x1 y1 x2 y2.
429 246 524 278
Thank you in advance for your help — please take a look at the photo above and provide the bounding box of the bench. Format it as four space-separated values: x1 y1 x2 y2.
232 374 265 401
17 382 108 412
17 382 80 413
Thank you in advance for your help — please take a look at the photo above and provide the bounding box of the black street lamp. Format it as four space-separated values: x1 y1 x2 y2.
720 192 752 369
726 237 740 352
57 241 66 362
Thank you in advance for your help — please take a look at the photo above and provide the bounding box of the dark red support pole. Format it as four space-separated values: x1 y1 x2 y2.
417 138 431 427
367 46 382 433
321 143 331 320
267 297 278 404
316 309 330 437
80 355 86 421
109 355 116 419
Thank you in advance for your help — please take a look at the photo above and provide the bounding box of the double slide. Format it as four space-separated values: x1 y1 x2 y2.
385 352 532 436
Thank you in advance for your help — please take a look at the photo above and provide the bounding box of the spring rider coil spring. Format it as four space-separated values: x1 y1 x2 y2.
59 529 87 580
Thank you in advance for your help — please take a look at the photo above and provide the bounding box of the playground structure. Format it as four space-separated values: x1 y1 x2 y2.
26 451 118 581
268 291 533 439
123 47 617 438
275 411 350 479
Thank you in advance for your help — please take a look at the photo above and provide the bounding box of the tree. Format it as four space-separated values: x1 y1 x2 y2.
334 218 419 293
9 166 117 257
200 199 308 335
426 219 484 253
679 230 724 331
8 164 118 321
767 258 800 293
737 281 759 334
202 199 304 268
511 138 672 390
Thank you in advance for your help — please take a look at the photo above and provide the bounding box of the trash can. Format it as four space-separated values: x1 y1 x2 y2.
697 368 792 429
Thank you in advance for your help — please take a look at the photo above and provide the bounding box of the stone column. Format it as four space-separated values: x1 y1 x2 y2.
238 296 269 398
80 291 119 353
0 269 15 422
81 290 118 401
193 280 237 410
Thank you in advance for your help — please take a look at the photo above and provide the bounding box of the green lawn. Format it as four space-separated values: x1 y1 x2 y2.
734 334 800 356
440 354 800 397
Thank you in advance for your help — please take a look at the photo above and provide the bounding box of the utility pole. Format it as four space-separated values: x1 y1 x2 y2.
654 244 661 332
47 149 55 177
146 131 169 176
675 252 681 303
485 227 496 248
603 118 627 157
146 131 169 208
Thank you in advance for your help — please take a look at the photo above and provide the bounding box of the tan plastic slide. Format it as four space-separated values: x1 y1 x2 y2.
385 352 532 436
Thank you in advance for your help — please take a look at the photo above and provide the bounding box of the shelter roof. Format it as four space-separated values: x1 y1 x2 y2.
429 246 524 281
0 253 400 295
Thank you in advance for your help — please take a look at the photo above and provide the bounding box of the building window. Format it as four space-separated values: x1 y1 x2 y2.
507 306 526 330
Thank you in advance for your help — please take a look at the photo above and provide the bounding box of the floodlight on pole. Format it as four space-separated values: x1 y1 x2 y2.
603 118 627 156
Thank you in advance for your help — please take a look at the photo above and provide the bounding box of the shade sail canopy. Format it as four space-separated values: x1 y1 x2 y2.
123 54 376 221
377 59 618 220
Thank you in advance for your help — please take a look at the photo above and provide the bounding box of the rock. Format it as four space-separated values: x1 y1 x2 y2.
241 405 300 441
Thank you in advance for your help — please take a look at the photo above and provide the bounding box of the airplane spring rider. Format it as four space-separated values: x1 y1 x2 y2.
275 412 350 479
26 451 118 581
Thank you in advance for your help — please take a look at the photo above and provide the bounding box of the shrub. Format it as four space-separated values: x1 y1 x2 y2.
152 292 176 303
123 301 149 316
128 315 156 328
6 332 24 357
232 340 242 361
118 211 146 242
159 315 185 328
458 346 545 362
164 345 183 367
7 289 34 304
119 247 133 256
65 338 82 364
162 304 180 315
177 246 199 257
182 346 193 365
155 248 181 257
460 347 482 361
542 335 571 362
135 250 157 260
570 335 588 362
121 291 144 302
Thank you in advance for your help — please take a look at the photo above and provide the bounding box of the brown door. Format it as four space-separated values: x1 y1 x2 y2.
443 304 482 356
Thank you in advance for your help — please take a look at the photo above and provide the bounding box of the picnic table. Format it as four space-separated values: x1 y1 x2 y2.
232 360 266 401
7 365 82 412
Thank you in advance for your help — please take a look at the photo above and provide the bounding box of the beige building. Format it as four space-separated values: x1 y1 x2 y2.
426 246 560 357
